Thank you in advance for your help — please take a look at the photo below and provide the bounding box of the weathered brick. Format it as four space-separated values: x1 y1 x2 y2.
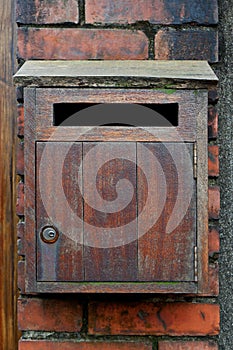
17 141 24 176
198 227 219 296
208 186 220 219
16 182 24 216
18 297 83 332
17 221 25 256
88 302 220 335
208 145 219 177
209 227 220 257
16 0 79 24
208 106 218 139
19 340 152 350
18 260 26 294
17 221 25 240
154 29 218 62
17 104 24 137
17 28 148 60
158 340 218 350
208 263 219 296
86 0 218 25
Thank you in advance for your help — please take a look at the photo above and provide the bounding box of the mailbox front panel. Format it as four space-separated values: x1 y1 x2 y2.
23 87 209 293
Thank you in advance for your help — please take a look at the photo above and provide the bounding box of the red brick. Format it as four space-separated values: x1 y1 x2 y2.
208 106 218 139
18 298 83 332
208 145 219 177
17 221 25 256
154 29 218 62
16 0 79 24
158 340 218 350
17 221 25 239
199 250 219 297
208 263 219 296
17 104 24 137
86 0 218 25
18 260 26 294
208 186 220 219
88 302 220 335
17 141 24 176
209 227 220 256
19 340 152 350
16 182 24 216
17 28 148 60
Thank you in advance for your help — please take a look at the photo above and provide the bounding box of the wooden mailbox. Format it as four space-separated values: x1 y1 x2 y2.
14 60 218 294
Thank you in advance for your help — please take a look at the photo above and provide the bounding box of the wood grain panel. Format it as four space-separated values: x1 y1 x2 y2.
24 88 37 292
0 0 17 347
196 92 209 293
37 126 195 143
14 60 218 88
36 142 197 283
83 142 138 281
35 281 197 294
36 142 84 281
138 143 196 281
35 88 196 142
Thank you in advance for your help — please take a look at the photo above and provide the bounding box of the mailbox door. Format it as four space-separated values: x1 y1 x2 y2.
36 141 196 283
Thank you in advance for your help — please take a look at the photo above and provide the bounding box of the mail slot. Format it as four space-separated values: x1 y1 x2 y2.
14 60 218 293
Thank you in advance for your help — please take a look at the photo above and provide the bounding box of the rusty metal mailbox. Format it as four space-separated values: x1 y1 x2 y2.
14 60 218 294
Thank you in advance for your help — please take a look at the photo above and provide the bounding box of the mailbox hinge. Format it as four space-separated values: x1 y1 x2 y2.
193 143 197 178
194 246 198 282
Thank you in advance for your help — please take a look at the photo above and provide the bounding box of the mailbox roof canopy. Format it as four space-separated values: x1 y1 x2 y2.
14 60 218 89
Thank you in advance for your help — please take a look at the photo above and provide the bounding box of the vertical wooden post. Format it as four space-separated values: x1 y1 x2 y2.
0 0 17 348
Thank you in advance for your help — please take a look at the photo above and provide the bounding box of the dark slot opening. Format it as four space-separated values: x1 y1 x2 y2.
53 103 179 127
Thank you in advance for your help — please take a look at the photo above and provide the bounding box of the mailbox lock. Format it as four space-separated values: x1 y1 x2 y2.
40 226 59 244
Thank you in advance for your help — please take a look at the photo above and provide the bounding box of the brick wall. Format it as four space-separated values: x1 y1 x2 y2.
16 1 220 349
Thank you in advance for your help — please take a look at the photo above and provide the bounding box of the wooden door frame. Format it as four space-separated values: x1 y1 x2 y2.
0 0 17 348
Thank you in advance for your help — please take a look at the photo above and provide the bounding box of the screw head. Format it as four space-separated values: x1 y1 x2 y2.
41 226 59 244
